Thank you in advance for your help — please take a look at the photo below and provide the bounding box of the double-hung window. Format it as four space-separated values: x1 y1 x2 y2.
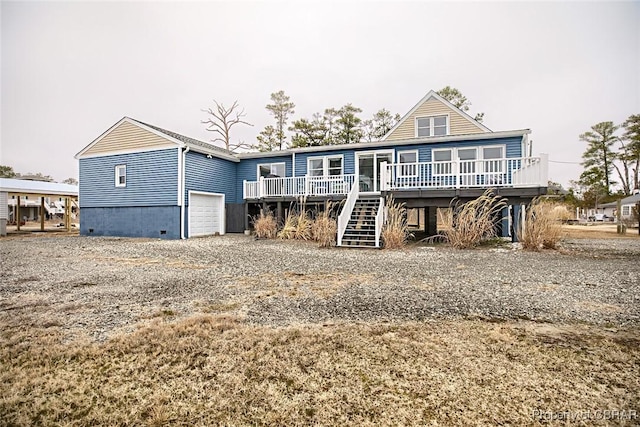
482 146 505 173
622 206 630 216
307 156 343 177
432 149 452 175
115 165 126 187
257 162 285 179
398 150 418 177
416 115 448 137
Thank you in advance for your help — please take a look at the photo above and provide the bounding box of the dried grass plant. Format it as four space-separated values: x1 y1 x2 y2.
518 198 564 250
312 203 337 248
252 209 277 239
381 196 412 249
442 189 507 249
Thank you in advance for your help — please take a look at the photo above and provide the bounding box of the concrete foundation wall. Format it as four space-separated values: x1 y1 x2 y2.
80 206 180 239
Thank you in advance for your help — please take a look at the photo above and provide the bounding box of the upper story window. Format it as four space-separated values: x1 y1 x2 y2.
115 165 126 187
258 162 285 179
416 115 448 137
308 155 343 177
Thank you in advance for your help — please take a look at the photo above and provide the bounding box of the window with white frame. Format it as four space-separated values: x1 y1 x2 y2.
482 146 505 173
432 149 452 175
416 115 448 137
622 206 630 216
398 150 418 177
257 162 285 179
115 165 126 187
307 155 343 177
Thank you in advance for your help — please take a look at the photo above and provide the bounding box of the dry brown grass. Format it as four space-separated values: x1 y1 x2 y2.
1 315 638 426
312 203 337 248
278 209 313 241
252 209 277 239
562 224 640 239
382 196 412 249
442 189 507 249
519 198 564 251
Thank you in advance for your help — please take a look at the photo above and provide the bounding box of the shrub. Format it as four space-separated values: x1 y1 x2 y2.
519 198 563 250
252 209 277 239
278 210 297 240
312 203 337 248
294 210 313 240
382 196 412 249
442 189 507 249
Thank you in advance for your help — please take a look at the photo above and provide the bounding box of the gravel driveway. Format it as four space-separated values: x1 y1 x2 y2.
1 235 638 341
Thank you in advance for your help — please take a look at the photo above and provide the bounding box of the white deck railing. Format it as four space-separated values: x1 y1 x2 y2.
381 155 548 191
244 174 356 199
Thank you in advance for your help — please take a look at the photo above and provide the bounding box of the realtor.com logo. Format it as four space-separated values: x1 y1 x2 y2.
532 409 637 422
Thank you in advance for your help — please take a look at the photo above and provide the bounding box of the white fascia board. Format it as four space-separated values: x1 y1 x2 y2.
75 145 180 160
241 129 531 158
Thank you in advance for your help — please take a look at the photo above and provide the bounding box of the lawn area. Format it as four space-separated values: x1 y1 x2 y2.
1 315 638 426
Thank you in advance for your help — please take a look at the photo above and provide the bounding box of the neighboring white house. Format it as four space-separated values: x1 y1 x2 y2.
599 193 640 224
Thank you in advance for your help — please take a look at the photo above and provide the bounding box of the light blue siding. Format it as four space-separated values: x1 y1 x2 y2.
184 150 237 204
79 148 179 208
236 155 293 201
80 206 180 239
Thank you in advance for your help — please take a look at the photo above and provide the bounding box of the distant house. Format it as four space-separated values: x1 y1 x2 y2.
75 90 549 246
600 193 640 223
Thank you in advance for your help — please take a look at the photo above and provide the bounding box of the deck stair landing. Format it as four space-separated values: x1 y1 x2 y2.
340 197 380 248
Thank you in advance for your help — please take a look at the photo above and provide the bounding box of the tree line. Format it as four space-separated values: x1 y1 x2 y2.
570 115 640 206
202 86 483 152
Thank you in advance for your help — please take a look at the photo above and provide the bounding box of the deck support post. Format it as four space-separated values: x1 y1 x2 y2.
16 196 21 231
425 206 437 236
244 202 250 231
40 197 45 231
276 201 283 224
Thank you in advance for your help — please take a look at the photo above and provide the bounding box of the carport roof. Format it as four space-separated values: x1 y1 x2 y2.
0 178 78 197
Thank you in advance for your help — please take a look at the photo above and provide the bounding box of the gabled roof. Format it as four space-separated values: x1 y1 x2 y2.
382 90 491 140
75 117 239 162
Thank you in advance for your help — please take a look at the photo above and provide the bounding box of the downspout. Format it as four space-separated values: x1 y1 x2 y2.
180 146 190 239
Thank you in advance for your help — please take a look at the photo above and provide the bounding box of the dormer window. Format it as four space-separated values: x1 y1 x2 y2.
416 115 448 137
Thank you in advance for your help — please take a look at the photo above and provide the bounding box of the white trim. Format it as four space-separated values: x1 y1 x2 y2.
306 154 344 177
115 165 126 187
256 162 286 180
238 129 530 158
397 149 419 177
177 148 183 207
381 90 491 141
292 152 296 177
480 144 506 160
355 149 394 193
187 190 226 237
77 145 178 160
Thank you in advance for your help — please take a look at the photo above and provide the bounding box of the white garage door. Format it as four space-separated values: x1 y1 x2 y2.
189 192 225 237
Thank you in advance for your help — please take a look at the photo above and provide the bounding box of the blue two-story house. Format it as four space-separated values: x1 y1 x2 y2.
75 90 548 247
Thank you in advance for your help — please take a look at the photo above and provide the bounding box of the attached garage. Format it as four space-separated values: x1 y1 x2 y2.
188 191 225 237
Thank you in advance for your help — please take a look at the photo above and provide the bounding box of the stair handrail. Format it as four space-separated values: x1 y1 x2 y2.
375 196 385 248
337 181 359 246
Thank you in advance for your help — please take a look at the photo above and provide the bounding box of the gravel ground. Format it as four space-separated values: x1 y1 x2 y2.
1 234 638 341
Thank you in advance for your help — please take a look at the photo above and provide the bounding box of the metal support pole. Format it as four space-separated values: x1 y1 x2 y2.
40 197 45 231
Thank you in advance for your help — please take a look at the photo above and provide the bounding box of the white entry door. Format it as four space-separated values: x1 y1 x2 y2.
189 192 225 237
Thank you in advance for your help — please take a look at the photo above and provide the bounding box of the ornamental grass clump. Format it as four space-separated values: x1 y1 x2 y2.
252 210 277 239
382 196 412 249
278 210 297 240
519 198 563 251
312 203 337 248
443 189 506 249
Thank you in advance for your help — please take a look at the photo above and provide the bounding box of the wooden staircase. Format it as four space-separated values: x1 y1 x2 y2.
340 197 380 248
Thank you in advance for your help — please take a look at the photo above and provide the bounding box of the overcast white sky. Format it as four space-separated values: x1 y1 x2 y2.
1 1 638 187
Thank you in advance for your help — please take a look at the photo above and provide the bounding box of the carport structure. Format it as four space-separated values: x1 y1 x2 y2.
0 178 78 236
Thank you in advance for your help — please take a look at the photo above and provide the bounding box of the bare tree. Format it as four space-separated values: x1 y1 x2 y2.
202 100 253 152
